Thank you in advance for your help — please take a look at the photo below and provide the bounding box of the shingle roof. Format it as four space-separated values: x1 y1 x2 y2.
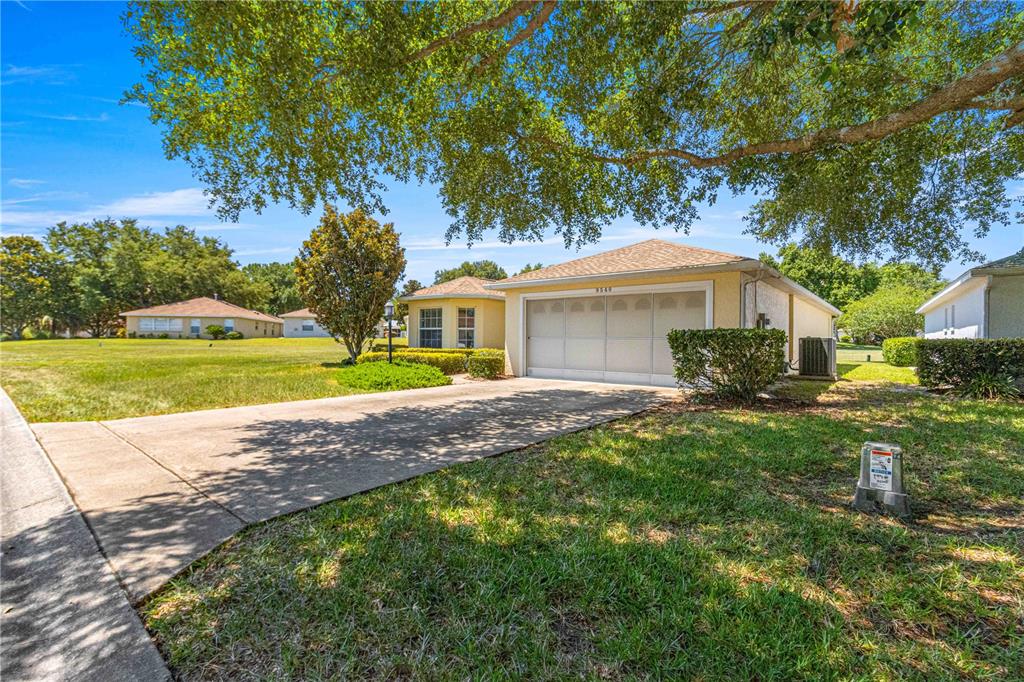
400 276 505 300
976 247 1024 272
489 239 750 287
120 297 283 323
279 308 314 318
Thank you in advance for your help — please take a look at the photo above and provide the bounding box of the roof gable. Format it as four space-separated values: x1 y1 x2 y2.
489 239 749 287
120 297 283 323
401 276 505 300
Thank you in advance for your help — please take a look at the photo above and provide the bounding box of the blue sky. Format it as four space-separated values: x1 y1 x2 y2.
2 1 1021 283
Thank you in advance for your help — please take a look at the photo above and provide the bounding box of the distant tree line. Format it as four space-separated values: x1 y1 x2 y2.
0 219 303 339
760 245 946 342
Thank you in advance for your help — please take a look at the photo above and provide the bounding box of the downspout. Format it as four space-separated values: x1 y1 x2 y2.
983 275 992 338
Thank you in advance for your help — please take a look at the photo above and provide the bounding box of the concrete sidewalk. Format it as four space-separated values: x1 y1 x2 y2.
0 388 169 682
32 378 673 602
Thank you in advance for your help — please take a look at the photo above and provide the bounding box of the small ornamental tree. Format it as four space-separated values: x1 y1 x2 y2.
296 207 406 360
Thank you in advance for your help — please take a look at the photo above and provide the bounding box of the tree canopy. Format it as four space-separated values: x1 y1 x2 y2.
0 236 56 339
295 207 406 358
434 260 508 284
126 1 1024 267
242 261 304 315
838 285 929 342
760 243 943 310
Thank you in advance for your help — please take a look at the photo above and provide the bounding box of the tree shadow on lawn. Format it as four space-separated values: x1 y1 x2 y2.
139 387 1023 680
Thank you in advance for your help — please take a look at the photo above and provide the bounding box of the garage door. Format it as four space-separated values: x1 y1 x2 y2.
526 288 708 386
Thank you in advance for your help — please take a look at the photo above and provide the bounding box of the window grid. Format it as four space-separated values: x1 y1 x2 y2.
457 307 475 349
420 308 442 348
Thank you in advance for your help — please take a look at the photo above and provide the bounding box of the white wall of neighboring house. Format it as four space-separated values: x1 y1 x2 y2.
922 277 986 339
283 318 331 338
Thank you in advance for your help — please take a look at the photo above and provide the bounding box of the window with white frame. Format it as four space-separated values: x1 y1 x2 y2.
223 318 234 332
457 307 475 348
419 308 442 348
302 320 314 332
139 317 183 332
190 318 201 335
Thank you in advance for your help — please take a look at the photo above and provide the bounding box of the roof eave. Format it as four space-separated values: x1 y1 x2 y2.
753 263 843 316
398 293 505 302
484 260 760 290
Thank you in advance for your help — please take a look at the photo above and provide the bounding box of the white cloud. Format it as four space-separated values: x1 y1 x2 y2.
8 178 46 188
37 112 110 123
2 64 75 85
95 188 210 217
235 247 295 257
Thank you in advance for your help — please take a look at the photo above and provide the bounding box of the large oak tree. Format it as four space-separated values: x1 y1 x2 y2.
126 1 1024 266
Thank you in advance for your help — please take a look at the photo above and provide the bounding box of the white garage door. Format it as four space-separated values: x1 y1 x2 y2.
526 287 709 386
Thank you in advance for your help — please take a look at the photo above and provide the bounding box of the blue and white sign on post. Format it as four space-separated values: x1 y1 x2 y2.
853 442 911 519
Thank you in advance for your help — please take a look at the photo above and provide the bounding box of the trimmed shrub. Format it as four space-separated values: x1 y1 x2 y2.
882 337 919 367
225 331 244 340
357 351 466 375
467 355 504 379
917 339 1024 389
667 328 787 402
206 325 226 340
338 360 451 391
158 332 170 339
368 341 410 353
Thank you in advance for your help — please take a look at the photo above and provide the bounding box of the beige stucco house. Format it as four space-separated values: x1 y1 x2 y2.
280 308 331 338
121 297 283 339
917 249 1024 339
399 276 505 349
485 239 840 386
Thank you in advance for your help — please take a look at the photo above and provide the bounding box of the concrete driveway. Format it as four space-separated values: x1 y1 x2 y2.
32 378 673 602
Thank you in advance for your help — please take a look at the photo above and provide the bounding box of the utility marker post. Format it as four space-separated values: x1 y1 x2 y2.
853 442 912 520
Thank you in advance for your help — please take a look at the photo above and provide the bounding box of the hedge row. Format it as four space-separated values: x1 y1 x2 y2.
467 355 504 379
916 339 1024 389
357 351 467 375
882 337 919 367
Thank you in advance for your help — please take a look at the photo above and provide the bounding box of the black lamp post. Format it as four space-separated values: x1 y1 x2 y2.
384 302 394 363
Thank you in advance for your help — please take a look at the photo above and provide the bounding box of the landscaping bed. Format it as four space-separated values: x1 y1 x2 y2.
142 374 1023 680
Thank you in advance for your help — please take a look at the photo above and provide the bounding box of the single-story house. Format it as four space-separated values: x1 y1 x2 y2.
917 248 1024 339
399 276 505 349
121 297 283 339
280 308 331 338
484 239 840 386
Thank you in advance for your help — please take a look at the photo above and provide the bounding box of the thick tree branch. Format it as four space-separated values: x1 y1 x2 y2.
475 0 556 73
549 40 1024 167
404 1 539 64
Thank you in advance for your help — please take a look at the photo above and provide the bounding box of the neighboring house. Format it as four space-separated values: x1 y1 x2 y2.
375 318 403 339
917 248 1024 339
484 239 840 387
280 308 331 338
399 276 506 349
121 297 283 339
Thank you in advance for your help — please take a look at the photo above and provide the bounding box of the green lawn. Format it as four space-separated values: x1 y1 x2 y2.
143 374 1023 680
837 342 884 364
0 337 407 422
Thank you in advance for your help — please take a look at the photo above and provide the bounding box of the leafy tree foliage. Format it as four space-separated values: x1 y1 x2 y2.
434 260 508 284
242 261 304 315
761 244 943 310
837 285 929 343
0 236 57 339
32 219 266 337
295 207 406 359
126 1 1024 266
516 262 544 275
395 278 423 319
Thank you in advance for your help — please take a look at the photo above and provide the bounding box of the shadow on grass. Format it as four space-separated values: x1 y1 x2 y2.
137 386 1023 679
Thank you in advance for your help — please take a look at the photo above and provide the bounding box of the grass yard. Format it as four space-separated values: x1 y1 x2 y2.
0 337 408 422
144 370 1023 680
837 341 884 364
